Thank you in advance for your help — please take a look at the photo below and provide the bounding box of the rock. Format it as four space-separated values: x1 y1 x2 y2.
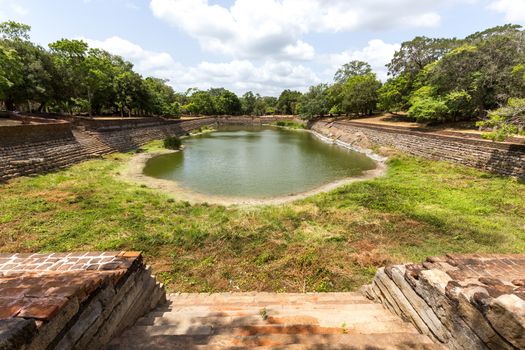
0 318 37 350
486 294 525 349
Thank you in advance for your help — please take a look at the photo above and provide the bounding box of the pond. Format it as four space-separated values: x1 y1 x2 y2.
143 126 377 199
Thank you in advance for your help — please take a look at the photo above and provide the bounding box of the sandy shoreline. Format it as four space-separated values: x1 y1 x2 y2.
119 130 388 207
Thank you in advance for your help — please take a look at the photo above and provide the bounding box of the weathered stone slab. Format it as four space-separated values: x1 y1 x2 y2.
366 254 525 350
0 318 37 350
486 294 525 349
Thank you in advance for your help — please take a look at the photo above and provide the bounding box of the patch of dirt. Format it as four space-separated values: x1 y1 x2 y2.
30 190 76 203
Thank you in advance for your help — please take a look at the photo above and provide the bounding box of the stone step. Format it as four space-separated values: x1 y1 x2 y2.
167 292 370 305
132 318 417 335
140 304 401 326
108 292 443 350
107 332 444 350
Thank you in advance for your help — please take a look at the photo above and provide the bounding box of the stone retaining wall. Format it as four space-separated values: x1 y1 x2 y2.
0 121 74 147
89 117 217 153
71 116 174 131
363 254 525 350
311 120 525 179
0 252 166 350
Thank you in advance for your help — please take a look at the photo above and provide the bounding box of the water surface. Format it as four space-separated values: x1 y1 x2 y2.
143 126 376 198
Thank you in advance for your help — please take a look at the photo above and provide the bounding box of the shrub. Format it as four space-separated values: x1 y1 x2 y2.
163 136 182 150
477 98 525 141
408 97 449 123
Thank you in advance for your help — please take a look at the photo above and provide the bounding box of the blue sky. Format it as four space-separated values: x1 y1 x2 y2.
1 0 524 96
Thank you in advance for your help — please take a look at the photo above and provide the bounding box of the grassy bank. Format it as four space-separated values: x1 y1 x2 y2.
0 144 524 292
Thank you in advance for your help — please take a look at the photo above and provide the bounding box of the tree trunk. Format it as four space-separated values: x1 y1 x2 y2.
5 97 15 111
87 87 92 117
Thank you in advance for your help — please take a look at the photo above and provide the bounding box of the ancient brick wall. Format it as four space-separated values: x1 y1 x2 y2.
0 252 165 350
312 120 525 179
0 122 74 147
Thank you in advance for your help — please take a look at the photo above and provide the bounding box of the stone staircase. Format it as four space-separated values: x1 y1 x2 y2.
72 130 114 157
107 292 443 350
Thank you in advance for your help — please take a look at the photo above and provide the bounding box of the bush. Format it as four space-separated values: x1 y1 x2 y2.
477 98 525 140
408 97 449 123
163 136 182 150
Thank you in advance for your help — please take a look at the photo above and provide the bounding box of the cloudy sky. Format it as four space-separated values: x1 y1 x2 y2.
1 0 524 95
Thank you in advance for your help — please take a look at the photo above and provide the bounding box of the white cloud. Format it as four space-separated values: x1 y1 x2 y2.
83 36 178 72
0 0 29 19
83 36 320 96
325 39 401 82
10 3 28 16
149 0 448 60
487 0 525 22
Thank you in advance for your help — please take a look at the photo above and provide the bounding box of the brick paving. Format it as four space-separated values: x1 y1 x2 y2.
0 252 141 323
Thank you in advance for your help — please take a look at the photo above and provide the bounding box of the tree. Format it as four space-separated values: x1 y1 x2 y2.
143 77 177 116
300 84 331 119
0 21 58 112
340 73 381 116
387 36 458 78
277 90 302 115
241 91 256 115
49 39 89 113
378 74 411 113
0 21 31 41
334 61 372 83
424 27 525 118
0 45 22 103
113 71 145 117
188 90 215 115
214 89 241 115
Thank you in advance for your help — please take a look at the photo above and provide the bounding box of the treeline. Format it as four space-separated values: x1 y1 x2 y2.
1 21 524 138
0 21 306 118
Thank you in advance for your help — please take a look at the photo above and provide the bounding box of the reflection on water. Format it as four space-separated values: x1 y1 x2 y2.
143 126 377 198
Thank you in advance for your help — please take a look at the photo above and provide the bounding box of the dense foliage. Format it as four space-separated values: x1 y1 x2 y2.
382 24 525 138
163 136 182 150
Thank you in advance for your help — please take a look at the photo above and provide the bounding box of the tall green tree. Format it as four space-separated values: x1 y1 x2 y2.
341 73 381 116
387 36 458 78
241 91 256 115
300 84 331 119
334 61 372 83
277 90 302 115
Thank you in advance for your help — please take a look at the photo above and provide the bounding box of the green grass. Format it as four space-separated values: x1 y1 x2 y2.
0 147 524 293
272 120 307 129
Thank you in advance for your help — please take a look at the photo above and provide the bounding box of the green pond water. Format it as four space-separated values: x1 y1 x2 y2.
143 126 377 198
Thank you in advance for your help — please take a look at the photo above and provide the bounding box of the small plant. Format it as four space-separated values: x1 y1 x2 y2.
259 308 269 321
274 120 306 129
341 322 350 334
163 136 182 150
